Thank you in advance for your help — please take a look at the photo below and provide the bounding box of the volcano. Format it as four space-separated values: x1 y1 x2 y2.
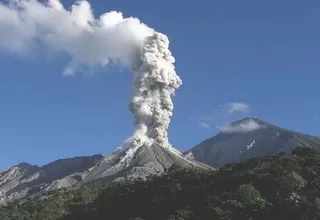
185 118 320 167
80 143 209 185
0 144 208 204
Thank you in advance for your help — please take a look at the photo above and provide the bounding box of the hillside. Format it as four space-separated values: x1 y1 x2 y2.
1 147 320 220
185 118 320 167
2 117 320 205
0 155 103 205
0 144 206 204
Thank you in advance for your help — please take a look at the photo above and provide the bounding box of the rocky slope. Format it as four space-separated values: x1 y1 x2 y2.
0 144 208 204
0 155 103 205
79 144 209 186
2 147 320 220
185 118 320 167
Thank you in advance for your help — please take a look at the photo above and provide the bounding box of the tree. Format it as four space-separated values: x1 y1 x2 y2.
236 184 264 206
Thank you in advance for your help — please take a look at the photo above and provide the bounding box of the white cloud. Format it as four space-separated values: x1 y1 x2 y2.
195 102 253 130
0 0 154 75
198 122 210 129
217 119 261 133
223 102 250 114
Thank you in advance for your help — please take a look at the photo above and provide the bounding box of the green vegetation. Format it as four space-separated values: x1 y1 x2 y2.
1 147 320 220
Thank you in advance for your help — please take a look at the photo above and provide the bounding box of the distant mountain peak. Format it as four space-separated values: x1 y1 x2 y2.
218 117 265 134
232 117 267 125
0 154 106 204
41 154 103 169
15 162 38 170
187 118 320 167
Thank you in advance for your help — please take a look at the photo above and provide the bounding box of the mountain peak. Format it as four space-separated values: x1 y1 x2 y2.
188 118 320 167
0 144 207 204
230 117 276 130
217 117 267 134
232 117 265 125
15 162 38 169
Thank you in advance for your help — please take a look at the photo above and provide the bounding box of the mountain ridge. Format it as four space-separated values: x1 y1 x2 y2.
0 143 206 204
185 118 320 167
2 117 320 204
2 146 320 220
0 154 104 205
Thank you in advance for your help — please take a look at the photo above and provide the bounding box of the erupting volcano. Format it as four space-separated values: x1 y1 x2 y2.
80 32 207 183
0 0 208 203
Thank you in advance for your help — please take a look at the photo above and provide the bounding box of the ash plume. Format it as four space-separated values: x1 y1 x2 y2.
0 0 182 156
0 0 154 74
126 33 182 154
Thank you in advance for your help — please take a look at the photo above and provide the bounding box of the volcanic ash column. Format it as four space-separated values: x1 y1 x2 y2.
0 0 183 160
0 0 208 186
125 32 182 155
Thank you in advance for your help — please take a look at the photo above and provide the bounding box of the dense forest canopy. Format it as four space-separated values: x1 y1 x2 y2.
1 147 320 220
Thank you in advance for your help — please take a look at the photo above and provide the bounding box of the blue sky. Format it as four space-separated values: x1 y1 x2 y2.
1 0 320 169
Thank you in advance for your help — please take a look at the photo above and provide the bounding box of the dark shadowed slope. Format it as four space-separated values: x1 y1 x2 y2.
185 118 320 167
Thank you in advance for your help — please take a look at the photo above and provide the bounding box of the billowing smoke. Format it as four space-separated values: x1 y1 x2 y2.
0 0 154 75
0 0 182 154
128 33 182 152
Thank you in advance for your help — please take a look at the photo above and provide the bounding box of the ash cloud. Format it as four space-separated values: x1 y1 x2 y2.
0 0 154 75
125 32 182 156
0 0 182 158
